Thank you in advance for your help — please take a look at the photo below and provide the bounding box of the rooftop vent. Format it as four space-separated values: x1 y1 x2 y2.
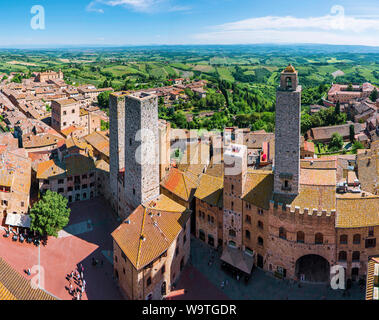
140 235 146 241
124 219 130 224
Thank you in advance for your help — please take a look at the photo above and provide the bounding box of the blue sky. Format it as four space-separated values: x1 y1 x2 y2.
1 0 379 47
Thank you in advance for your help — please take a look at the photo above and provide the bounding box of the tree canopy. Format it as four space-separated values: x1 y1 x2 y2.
30 190 71 238
97 91 111 109
328 132 344 151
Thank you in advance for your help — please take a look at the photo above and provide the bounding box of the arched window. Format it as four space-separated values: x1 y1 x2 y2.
258 236 264 246
257 220 263 229
229 229 236 237
338 251 347 261
286 77 292 90
315 233 323 245
353 234 361 244
279 227 286 240
352 251 360 262
296 231 305 243
340 234 348 244
245 230 250 239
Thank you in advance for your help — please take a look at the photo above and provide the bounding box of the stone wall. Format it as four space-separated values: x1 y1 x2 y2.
109 93 126 213
124 93 160 212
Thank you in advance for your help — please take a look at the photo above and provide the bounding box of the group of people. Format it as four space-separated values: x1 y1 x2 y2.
67 263 86 300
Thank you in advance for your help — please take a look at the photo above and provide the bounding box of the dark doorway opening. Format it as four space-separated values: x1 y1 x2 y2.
295 254 330 283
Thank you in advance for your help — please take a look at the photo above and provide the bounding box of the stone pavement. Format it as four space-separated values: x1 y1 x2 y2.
0 197 123 300
189 236 365 300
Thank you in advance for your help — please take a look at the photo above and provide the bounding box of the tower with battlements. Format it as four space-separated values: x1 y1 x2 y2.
273 64 302 202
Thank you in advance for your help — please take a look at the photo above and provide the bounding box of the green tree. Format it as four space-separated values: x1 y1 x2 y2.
349 124 355 142
30 190 71 237
97 91 111 109
351 141 364 154
328 132 343 151
335 101 340 115
370 88 378 102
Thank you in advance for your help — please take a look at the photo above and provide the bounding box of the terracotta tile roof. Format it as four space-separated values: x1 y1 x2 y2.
300 159 337 169
302 140 315 153
66 136 90 151
60 126 83 138
286 185 337 212
54 98 76 106
160 167 199 202
84 131 109 157
0 258 56 300
111 194 189 270
194 174 223 207
0 149 31 197
65 154 95 176
336 195 379 228
205 161 224 178
347 170 358 184
243 170 274 209
22 133 60 149
300 168 336 186
95 159 109 172
309 123 363 141
36 159 66 180
244 132 274 149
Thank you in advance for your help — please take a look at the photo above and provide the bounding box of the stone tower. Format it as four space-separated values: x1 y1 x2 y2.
109 92 127 213
273 64 302 202
223 144 247 249
124 92 160 214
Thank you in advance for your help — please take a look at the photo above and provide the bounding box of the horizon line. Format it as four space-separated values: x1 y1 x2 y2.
0 42 379 50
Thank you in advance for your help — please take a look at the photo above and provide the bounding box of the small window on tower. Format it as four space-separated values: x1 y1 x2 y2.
129 138 132 146
286 77 292 90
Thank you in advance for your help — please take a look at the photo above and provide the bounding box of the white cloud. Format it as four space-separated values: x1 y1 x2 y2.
86 1 104 13
193 10 379 46
87 0 189 13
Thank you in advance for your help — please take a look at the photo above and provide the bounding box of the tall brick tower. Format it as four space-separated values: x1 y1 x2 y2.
109 92 127 213
223 144 247 249
273 64 301 202
124 92 160 215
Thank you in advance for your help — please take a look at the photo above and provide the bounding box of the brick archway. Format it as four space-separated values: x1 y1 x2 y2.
295 254 330 283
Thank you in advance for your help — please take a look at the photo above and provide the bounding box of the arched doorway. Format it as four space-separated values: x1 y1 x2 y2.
295 255 330 283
